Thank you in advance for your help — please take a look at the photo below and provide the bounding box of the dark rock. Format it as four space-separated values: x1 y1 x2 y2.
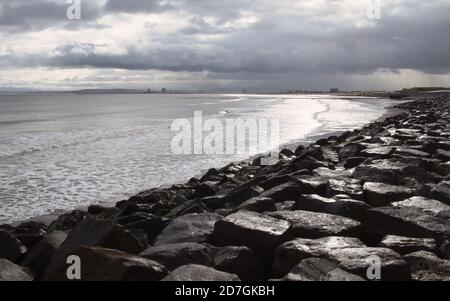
154 213 222 246
338 143 365 160
310 147 339 163
363 182 413 207
327 247 410 281
123 214 166 242
295 176 328 195
200 195 228 210
344 157 366 169
364 207 450 240
193 182 219 198
0 230 27 263
326 178 363 200
42 217 144 280
162 264 240 281
214 211 291 261
234 197 276 213
427 181 450 205
213 246 265 280
268 210 361 239
47 210 89 232
282 258 365 281
12 221 47 250
45 246 168 281
0 259 34 281
294 145 306 155
22 231 67 279
225 185 264 205
292 156 334 172
140 243 213 270
433 149 450 162
353 159 405 184
394 147 430 158
294 194 370 221
379 235 436 255
258 175 292 190
279 148 295 158
88 204 110 215
392 196 450 215
403 251 450 281
273 236 366 277
275 201 295 211
260 182 300 202
360 146 396 158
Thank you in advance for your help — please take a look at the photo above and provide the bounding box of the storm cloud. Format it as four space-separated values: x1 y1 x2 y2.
0 0 449 91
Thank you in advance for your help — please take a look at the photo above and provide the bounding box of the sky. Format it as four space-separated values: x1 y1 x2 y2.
0 0 449 92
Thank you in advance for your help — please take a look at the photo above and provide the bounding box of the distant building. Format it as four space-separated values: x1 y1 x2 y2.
330 88 339 93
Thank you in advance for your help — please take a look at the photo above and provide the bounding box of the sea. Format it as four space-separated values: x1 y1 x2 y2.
0 93 401 223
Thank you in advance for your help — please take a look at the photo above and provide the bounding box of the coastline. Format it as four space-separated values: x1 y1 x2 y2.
12 97 401 227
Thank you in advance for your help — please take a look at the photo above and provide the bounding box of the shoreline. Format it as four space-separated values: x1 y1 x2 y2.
2 92 450 281
11 97 401 227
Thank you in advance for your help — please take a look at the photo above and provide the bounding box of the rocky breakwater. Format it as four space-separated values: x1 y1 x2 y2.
1 95 450 281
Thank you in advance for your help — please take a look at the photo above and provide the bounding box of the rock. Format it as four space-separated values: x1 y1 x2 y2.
292 156 334 172
294 194 370 221
200 195 228 210
154 213 222 246
0 259 34 281
42 217 144 280
339 143 365 159
344 157 366 169
353 159 405 184
403 251 450 281
122 214 166 242
273 236 366 277
12 221 47 250
225 185 264 205
433 149 450 162
193 182 218 198
22 231 68 279
88 204 110 215
326 178 363 200
394 147 430 158
379 235 436 255
295 144 306 155
364 207 450 240
213 211 291 261
258 175 292 190
282 258 365 281
47 210 89 232
327 247 410 281
0 230 27 263
234 197 276 213
162 264 240 281
213 246 265 280
44 246 168 281
140 243 213 271
260 182 300 202
427 181 450 205
294 176 328 195
310 147 339 163
360 146 396 158
363 182 413 207
392 196 450 215
268 210 361 239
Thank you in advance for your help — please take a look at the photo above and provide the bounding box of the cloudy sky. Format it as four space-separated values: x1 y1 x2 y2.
0 0 449 92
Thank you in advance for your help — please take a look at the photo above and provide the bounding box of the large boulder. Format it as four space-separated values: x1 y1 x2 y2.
122 214 166 242
0 259 34 281
154 213 222 246
363 182 413 207
140 243 213 271
403 251 450 281
259 182 300 202
268 210 361 239
47 210 89 232
213 246 265 280
427 181 450 205
213 211 291 262
282 258 365 281
11 221 47 250
42 217 144 280
162 264 240 281
379 235 436 255
326 178 363 200
44 246 168 281
234 197 277 213
364 207 450 240
0 230 27 263
22 231 68 279
327 247 410 281
392 196 450 215
273 236 366 277
353 159 405 184
294 194 370 221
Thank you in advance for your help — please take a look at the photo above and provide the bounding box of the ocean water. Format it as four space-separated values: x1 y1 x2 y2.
0 94 397 223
